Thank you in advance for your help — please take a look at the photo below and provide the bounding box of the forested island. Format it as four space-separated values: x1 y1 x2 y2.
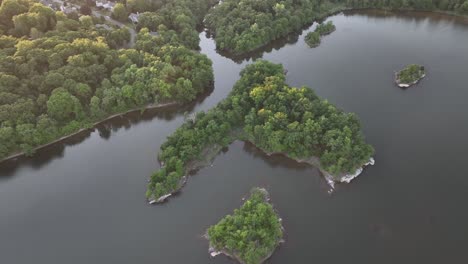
305 21 335 48
147 60 374 203
305 31 320 47
206 188 284 264
0 0 216 160
395 64 425 88
204 0 468 56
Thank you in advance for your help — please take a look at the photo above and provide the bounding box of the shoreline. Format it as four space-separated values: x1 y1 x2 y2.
208 5 348 58
207 245 280 264
149 139 375 204
395 73 426 88
149 143 227 204
0 102 179 165
253 142 375 188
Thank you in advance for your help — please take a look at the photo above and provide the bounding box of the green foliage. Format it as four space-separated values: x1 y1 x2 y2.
315 21 336 35
461 0 468 12
135 0 218 49
305 21 335 48
47 88 83 122
0 0 56 37
305 31 320 47
205 0 468 55
111 3 128 23
205 0 330 54
147 60 373 200
207 188 283 264
396 64 425 84
79 15 93 29
0 0 214 160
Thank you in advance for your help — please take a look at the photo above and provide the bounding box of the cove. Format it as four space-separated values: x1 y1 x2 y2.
1 10 468 264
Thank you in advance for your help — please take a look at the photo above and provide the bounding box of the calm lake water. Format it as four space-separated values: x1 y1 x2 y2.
1 10 468 264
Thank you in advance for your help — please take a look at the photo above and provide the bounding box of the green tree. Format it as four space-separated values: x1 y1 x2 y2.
112 3 128 22
305 31 320 47
0 0 29 29
47 88 83 123
207 188 283 264
147 60 373 202
79 15 93 29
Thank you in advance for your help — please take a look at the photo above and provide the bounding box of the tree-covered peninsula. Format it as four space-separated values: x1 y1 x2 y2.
305 21 336 48
395 64 425 88
206 188 283 264
204 0 468 55
0 0 215 160
147 60 374 203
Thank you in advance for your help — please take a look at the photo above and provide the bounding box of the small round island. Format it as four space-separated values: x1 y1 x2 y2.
395 64 426 88
205 188 284 264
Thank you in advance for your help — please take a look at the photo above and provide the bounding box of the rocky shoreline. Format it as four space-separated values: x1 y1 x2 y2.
148 139 375 204
395 73 426 88
206 246 280 264
252 142 375 188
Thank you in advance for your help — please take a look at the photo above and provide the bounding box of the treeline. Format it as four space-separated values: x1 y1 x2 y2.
147 60 373 201
113 0 219 49
204 0 468 55
0 0 213 159
207 188 283 264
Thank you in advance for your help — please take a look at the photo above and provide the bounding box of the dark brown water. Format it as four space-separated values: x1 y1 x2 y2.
2 11 468 263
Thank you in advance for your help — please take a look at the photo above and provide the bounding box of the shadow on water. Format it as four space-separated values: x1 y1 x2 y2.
212 31 302 63
241 141 311 170
242 141 337 194
0 84 214 177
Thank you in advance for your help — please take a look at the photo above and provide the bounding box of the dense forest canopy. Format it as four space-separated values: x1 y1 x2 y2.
204 0 334 54
147 60 374 201
0 0 214 159
207 188 283 264
205 0 468 55
114 0 219 49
